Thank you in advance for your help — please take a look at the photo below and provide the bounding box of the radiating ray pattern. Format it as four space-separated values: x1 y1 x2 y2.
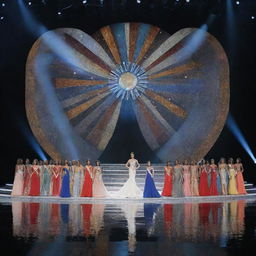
26 23 229 161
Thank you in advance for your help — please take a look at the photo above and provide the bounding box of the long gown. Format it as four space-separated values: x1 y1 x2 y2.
117 159 142 198
219 165 228 195
235 164 247 194
60 167 71 197
28 165 41 196
162 167 172 196
23 165 31 196
183 165 192 197
51 166 61 196
209 166 219 196
172 165 184 197
199 168 210 196
12 165 24 196
73 166 82 197
92 166 109 197
143 167 161 198
40 165 51 196
228 166 238 195
190 165 199 196
80 165 93 197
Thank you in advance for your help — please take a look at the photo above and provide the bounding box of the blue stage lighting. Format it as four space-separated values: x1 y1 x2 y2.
227 114 256 164
2 3 5 7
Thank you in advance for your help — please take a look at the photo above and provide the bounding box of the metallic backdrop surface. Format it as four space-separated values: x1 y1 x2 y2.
26 23 229 162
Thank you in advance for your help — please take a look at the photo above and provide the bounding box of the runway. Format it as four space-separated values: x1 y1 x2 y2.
1 193 256 204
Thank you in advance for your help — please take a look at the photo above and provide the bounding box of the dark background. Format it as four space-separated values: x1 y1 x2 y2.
0 0 256 185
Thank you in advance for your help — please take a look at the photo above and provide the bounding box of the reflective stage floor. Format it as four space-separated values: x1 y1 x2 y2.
0 196 256 256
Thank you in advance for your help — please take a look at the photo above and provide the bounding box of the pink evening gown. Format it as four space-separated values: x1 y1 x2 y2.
183 165 192 196
92 166 109 197
12 165 24 196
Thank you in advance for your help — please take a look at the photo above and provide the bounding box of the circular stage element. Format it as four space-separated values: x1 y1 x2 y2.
26 23 229 162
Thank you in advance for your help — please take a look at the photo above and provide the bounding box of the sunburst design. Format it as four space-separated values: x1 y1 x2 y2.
109 62 148 100
26 23 229 162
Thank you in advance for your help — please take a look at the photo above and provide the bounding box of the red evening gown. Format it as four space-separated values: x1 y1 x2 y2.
51 167 61 196
209 170 218 196
162 168 172 196
80 166 93 197
199 169 210 196
28 166 40 196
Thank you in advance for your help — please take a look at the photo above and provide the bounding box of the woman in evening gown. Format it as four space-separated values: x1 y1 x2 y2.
209 159 219 196
60 160 71 197
143 161 161 198
81 160 93 197
51 161 61 196
28 159 41 196
235 158 247 194
162 161 173 197
218 158 228 195
172 160 184 197
190 160 199 196
228 158 238 195
40 160 51 196
199 160 210 196
92 160 109 198
69 160 77 197
11 159 24 196
182 160 192 197
118 152 142 198
73 160 83 197
23 159 31 196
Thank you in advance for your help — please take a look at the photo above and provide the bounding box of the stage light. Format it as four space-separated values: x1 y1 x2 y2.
186 0 190 3
2 3 5 7
82 0 87 3
137 0 141 4
227 114 256 164
28 1 32 5
236 1 240 5
0 16 4 20
251 16 255 20
57 11 61 15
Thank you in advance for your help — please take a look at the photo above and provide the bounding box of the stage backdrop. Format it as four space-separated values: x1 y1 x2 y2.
25 22 229 162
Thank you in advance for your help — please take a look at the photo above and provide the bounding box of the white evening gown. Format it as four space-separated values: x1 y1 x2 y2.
117 166 142 198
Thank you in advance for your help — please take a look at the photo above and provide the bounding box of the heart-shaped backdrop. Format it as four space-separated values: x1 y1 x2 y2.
26 22 229 162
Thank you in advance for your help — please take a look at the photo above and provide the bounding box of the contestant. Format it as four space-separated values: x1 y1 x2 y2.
182 160 192 197
143 161 161 198
11 159 24 196
92 160 109 198
190 160 199 196
234 158 247 194
162 161 173 197
218 158 228 195
40 160 51 196
80 160 93 197
28 159 41 196
209 159 219 196
228 158 238 195
69 160 76 197
172 160 184 197
23 158 31 196
73 160 83 197
51 160 61 196
117 152 142 198
199 160 210 196
60 160 71 197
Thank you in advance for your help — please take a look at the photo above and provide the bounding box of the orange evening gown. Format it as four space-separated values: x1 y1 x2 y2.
236 171 247 194
80 166 93 197
28 166 40 196
162 167 172 196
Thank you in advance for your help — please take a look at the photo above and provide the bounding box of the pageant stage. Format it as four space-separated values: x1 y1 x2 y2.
2 163 256 204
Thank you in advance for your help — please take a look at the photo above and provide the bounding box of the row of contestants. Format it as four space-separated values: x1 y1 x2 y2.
11 159 109 197
161 158 247 197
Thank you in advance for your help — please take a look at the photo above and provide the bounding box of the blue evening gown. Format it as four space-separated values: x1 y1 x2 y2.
143 168 161 198
60 168 71 197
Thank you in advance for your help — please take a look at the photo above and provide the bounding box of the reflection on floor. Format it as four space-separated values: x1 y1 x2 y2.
9 199 254 255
